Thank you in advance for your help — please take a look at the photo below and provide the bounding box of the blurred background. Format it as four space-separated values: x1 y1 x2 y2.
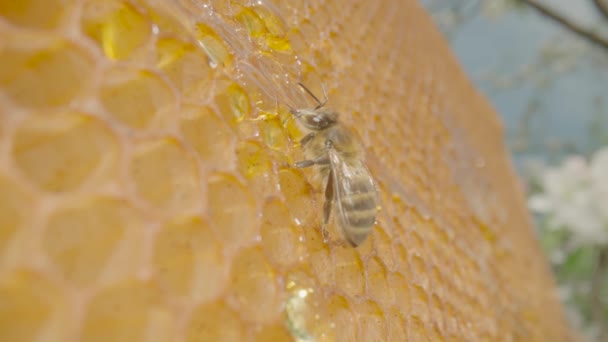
420 0 608 339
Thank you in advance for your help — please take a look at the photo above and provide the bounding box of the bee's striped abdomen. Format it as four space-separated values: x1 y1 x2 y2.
338 176 377 246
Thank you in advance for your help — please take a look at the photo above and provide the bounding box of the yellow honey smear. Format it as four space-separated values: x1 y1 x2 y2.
153 216 227 302
81 280 173 341
128 138 201 213
81 0 152 60
235 6 267 38
252 5 285 37
43 197 136 287
265 35 291 52
12 112 119 192
213 82 251 124
100 68 177 129
0 0 68 29
235 5 291 52
194 23 232 68
260 114 290 151
235 140 278 198
0 271 68 341
0 38 94 109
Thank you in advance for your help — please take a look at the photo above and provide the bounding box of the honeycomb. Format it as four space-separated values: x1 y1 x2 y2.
0 0 574 341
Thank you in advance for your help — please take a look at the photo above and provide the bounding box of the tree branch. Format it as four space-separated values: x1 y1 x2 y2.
519 0 608 51
592 0 608 22
590 247 608 340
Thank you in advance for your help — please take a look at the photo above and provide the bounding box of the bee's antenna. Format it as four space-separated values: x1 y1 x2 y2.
298 82 328 110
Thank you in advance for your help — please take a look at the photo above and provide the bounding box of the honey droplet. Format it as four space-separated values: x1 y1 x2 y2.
285 271 335 342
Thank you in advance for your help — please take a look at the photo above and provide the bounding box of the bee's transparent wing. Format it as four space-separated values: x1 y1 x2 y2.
328 147 378 246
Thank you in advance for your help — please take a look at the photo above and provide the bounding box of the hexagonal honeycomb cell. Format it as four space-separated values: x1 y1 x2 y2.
0 0 574 341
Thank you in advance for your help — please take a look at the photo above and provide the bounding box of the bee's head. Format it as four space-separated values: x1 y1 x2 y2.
291 108 339 131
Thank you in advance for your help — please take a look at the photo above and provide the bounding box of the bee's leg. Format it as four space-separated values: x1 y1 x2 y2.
323 169 334 225
294 157 329 168
299 133 316 147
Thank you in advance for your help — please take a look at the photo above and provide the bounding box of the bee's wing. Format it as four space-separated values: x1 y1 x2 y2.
328 147 378 246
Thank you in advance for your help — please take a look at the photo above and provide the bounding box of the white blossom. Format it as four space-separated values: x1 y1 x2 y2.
528 147 608 246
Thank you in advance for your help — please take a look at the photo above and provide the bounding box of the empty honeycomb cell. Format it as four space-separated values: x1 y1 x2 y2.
129 138 201 212
386 308 408 341
228 247 281 324
81 0 152 60
326 295 357 341
207 173 257 251
411 253 429 288
260 198 305 268
81 280 172 342
278 168 316 227
0 175 32 259
0 271 67 342
236 140 278 197
194 23 233 68
411 283 431 323
373 227 396 271
429 323 447 342
99 67 177 129
0 38 94 109
353 301 387 342
156 37 212 96
12 112 118 192
43 197 137 287
186 300 245 342
408 315 429 342
180 104 235 169
388 272 411 317
152 216 228 302
300 224 334 286
366 257 392 308
0 0 68 29
333 246 365 298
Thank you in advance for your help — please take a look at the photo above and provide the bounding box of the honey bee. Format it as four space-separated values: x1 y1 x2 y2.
290 83 378 246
